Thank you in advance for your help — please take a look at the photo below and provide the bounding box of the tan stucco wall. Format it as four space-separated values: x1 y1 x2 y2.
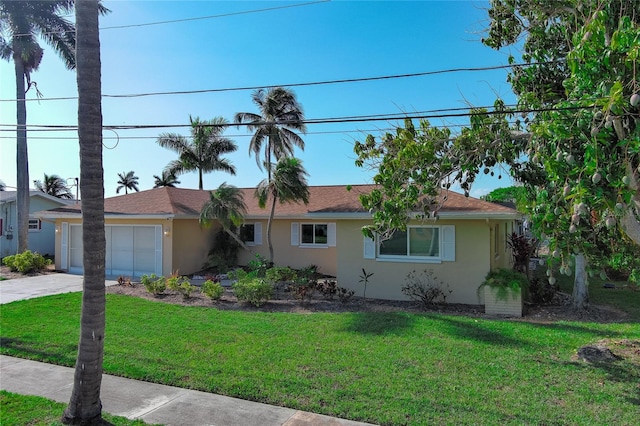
237 220 338 276
336 219 495 305
171 219 218 275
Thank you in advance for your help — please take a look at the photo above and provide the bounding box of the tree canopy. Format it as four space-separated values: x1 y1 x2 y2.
354 0 640 305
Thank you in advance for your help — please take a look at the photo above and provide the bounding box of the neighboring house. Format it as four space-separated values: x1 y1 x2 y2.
39 185 520 304
0 191 75 258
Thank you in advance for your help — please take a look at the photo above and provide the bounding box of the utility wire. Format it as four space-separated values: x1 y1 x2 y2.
0 104 589 132
0 61 562 103
8 1 330 37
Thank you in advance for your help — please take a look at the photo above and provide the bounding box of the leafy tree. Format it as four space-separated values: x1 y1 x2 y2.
157 116 237 190
115 170 139 195
481 186 529 212
256 157 310 262
354 1 639 309
199 182 249 249
234 87 306 181
0 0 75 253
34 173 73 199
153 170 180 188
62 0 107 423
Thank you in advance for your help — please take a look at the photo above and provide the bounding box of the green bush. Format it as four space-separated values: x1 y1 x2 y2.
201 279 224 301
232 278 273 307
177 280 196 300
2 250 51 274
265 266 297 283
479 268 528 301
141 274 166 296
247 254 272 277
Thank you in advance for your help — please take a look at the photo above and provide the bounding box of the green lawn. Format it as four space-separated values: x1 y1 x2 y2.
0 390 154 426
1 290 639 425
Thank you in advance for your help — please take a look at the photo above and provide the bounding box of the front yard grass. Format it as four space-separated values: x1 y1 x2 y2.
0 390 154 426
1 291 639 425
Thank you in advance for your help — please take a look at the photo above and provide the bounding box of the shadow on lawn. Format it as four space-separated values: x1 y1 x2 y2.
0 337 77 366
425 315 529 347
342 311 417 335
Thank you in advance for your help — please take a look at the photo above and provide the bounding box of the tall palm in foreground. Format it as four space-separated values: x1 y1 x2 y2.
157 116 237 190
153 170 180 188
35 173 73 199
234 87 306 181
256 157 309 262
0 0 75 253
62 0 106 423
116 170 139 195
200 182 249 249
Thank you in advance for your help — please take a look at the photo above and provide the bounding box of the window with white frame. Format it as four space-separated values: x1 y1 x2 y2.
301 223 328 245
28 219 41 232
240 223 262 245
291 222 336 247
378 226 440 258
364 225 455 262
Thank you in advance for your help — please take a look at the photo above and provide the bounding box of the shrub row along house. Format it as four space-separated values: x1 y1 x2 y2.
37 184 519 304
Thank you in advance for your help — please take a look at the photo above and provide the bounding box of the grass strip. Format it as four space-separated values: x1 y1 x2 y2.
0 390 156 425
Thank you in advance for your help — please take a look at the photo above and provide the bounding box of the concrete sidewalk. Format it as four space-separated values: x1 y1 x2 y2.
1 356 373 426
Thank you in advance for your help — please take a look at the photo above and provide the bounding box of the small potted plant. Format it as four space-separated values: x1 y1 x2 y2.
479 268 528 317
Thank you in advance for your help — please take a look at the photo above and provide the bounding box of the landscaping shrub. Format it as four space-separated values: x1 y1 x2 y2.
337 287 355 303
479 268 529 301
201 279 224 301
232 278 273 307
204 229 240 274
316 280 338 300
265 266 297 283
141 274 166 296
247 254 272 277
2 250 51 274
401 269 452 307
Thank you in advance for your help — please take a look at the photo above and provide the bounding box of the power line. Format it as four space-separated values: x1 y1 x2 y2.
100 1 330 31
0 104 589 132
0 61 561 103
8 1 330 38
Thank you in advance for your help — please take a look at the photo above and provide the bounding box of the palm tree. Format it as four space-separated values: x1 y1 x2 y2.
153 170 180 188
0 0 75 253
199 182 249 249
0 179 5 191
62 0 106 423
116 171 139 195
235 87 306 181
157 116 237 190
34 173 73 199
256 157 310 262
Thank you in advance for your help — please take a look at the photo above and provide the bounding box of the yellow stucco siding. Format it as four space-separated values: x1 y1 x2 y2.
237 220 338 276
336 219 494 304
171 219 218 275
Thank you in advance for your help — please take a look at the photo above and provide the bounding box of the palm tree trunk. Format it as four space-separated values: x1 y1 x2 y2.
267 190 277 263
62 1 106 423
199 168 203 190
14 54 29 253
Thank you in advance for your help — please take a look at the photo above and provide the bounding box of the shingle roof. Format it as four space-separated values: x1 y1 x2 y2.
39 185 519 219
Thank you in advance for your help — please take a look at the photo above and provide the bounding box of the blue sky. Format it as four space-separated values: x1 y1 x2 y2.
0 0 518 198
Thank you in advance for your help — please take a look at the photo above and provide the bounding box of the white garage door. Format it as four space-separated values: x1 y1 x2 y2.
65 224 162 277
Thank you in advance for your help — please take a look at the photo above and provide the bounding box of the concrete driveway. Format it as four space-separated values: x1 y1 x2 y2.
0 273 118 304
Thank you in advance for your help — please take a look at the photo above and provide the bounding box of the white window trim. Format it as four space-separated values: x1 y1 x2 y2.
28 218 41 232
365 225 455 263
377 225 441 261
291 222 336 247
240 223 262 246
